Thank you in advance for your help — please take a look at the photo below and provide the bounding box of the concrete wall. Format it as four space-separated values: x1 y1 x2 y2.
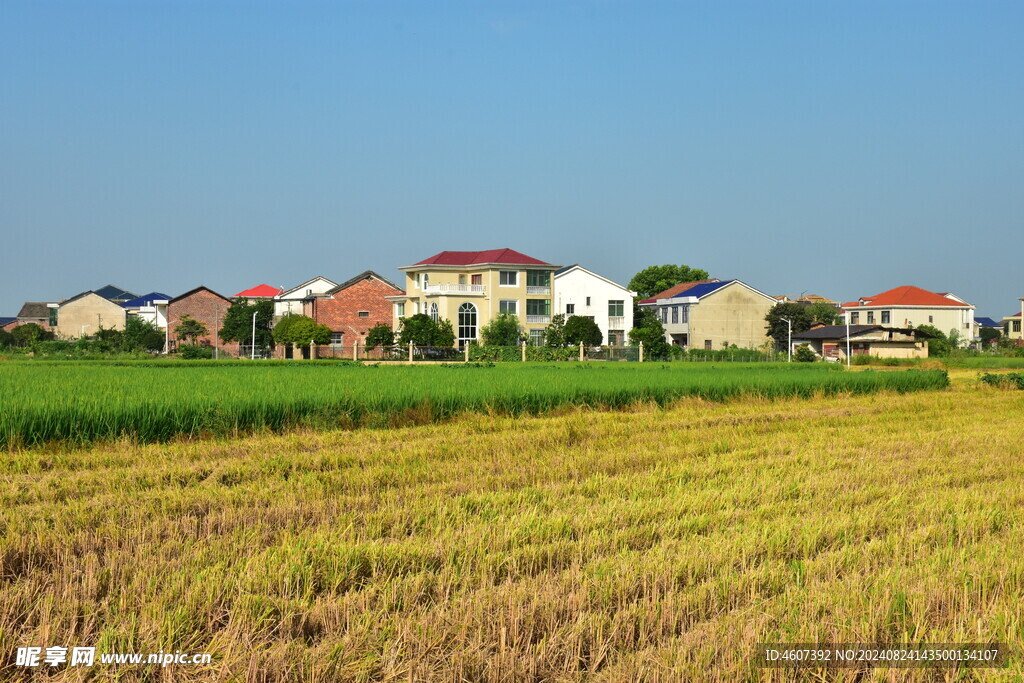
687 282 774 350
56 293 126 338
275 277 336 317
553 267 633 345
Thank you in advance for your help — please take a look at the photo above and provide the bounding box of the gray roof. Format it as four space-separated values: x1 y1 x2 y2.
324 270 402 296
17 302 51 319
792 325 930 340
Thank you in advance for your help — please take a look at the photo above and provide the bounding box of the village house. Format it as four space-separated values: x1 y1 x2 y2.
552 265 635 346
1002 298 1024 344
121 292 171 329
274 277 337 318
303 271 403 348
841 286 975 346
166 286 239 354
52 291 128 338
5 301 55 333
234 284 284 304
638 279 776 350
791 324 931 360
388 249 560 347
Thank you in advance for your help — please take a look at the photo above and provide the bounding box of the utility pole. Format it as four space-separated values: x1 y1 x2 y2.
251 311 257 360
780 317 792 362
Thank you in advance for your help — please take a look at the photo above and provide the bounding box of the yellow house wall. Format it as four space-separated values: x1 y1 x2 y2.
687 284 773 350
56 294 127 338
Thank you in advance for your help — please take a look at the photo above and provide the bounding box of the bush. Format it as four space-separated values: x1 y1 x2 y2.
365 323 394 349
180 344 214 360
794 344 817 362
480 314 524 346
563 316 603 346
980 372 1024 389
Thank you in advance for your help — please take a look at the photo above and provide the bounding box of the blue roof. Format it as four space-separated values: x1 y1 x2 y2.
121 292 171 308
976 317 1001 328
0 316 16 326
667 280 733 299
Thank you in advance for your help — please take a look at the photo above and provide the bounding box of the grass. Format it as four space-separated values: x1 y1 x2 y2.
2 380 1022 680
0 361 948 449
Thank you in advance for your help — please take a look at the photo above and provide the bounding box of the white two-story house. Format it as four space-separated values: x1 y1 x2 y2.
841 286 975 347
552 265 635 346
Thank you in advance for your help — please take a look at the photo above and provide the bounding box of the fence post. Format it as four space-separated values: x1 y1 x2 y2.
521 340 526 362
353 340 358 361
408 341 414 363
639 341 644 363
579 341 584 361
465 344 469 363
310 341 316 360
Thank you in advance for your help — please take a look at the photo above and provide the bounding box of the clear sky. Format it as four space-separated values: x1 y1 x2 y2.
2 1 1022 317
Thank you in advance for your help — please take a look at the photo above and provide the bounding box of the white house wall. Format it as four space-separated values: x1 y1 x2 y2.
553 268 634 345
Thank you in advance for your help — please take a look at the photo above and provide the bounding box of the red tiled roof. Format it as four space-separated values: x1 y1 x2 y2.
638 279 719 305
841 286 970 309
414 248 551 267
234 284 284 298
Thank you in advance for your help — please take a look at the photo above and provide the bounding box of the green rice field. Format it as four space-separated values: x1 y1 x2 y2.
0 361 949 449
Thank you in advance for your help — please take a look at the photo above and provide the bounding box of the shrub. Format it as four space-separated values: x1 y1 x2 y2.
563 316 603 346
480 314 524 346
180 344 214 360
365 323 394 349
794 344 817 362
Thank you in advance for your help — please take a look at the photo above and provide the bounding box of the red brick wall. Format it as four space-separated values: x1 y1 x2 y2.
308 277 400 343
167 289 240 354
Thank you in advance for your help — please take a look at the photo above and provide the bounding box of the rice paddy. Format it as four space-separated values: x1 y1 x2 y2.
0 361 948 449
1 377 1021 681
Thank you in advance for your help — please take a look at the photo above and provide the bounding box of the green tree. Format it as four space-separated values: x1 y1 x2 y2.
0 328 14 348
628 309 671 360
628 264 710 299
174 315 208 345
915 325 950 357
365 323 395 349
980 326 1001 347
219 299 274 349
272 314 332 347
806 302 841 325
122 317 164 352
480 313 524 346
11 323 52 346
765 303 814 350
563 315 603 346
794 344 817 362
544 314 567 347
397 314 455 347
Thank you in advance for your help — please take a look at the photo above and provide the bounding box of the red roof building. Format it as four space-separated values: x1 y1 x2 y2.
840 286 975 342
414 248 552 267
234 284 284 299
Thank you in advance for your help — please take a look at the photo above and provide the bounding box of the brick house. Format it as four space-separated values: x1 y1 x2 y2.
303 271 403 347
167 286 239 354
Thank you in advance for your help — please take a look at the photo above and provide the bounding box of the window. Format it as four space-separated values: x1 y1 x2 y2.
499 271 518 286
850 312 859 324
526 271 550 287
395 302 405 318
566 303 575 315
422 273 430 289
429 303 439 322
671 306 679 324
680 305 689 323
1014 321 1022 333
705 340 712 350
48 308 58 326
458 303 477 344
358 311 369 318
330 332 343 346
929 315 934 323
662 307 668 323
499 300 518 315
881 311 890 324
471 274 483 285
529 329 545 346
305 289 312 296
526 299 550 316
458 274 466 285
415 273 421 289
608 300 624 317
867 311 874 324
608 330 624 346
586 296 591 306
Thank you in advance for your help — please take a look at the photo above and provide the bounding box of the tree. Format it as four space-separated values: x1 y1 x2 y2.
628 264 710 299
219 299 274 349
544 314 567 347
628 309 671 360
174 315 207 345
806 302 841 325
397 314 455 347
122 317 164 352
794 344 817 362
272 314 331 347
915 325 950 357
980 326 1001 347
11 323 52 346
365 323 395 349
480 313 524 346
765 303 814 350
563 315 603 346
0 328 13 348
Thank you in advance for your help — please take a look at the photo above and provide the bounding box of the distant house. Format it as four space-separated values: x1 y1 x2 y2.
8 301 55 332
54 292 128 338
638 279 776 349
773 294 839 306
791 324 931 360
304 271 403 347
167 286 239 354
0 316 16 332
387 249 560 347
976 317 1002 329
93 285 138 305
234 284 284 303
122 292 171 328
841 286 975 346
553 265 635 346
275 277 337 318
1002 299 1024 345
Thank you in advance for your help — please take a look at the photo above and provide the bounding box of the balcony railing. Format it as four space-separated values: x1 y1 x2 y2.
422 283 485 295
607 316 626 329
526 315 551 324
526 286 551 295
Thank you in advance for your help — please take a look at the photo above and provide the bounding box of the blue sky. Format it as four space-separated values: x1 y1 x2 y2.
2 1 1022 317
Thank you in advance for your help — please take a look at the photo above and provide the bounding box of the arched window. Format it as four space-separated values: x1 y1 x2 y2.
458 303 477 346
429 303 439 322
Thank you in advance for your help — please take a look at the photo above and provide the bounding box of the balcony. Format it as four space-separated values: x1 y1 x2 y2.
526 286 551 295
526 315 551 324
422 283 485 295
607 316 626 329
